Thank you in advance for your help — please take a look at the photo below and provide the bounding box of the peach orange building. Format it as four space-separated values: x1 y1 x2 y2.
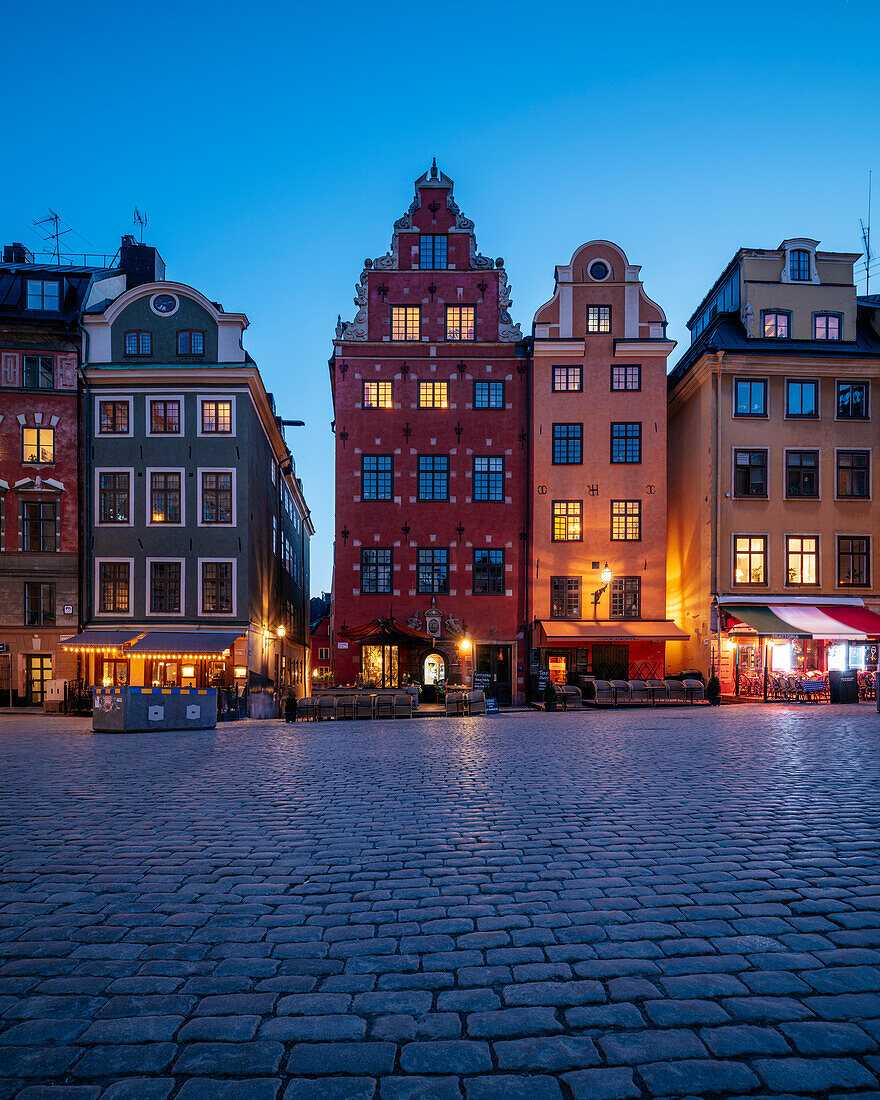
528 241 686 693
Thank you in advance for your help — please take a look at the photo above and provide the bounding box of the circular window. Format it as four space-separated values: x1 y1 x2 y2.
150 293 179 316
589 260 609 281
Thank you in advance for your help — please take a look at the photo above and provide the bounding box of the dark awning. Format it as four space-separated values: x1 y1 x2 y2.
61 630 145 652
124 631 244 658
340 617 434 644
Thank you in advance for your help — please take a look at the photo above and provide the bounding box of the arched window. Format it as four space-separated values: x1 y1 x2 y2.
789 249 811 281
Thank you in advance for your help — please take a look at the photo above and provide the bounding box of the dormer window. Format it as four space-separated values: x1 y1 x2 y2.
814 313 842 341
26 280 60 311
419 236 448 269
124 331 152 356
762 311 790 339
790 249 811 281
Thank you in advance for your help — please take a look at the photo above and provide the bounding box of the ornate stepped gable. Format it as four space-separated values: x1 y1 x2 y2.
336 161 522 342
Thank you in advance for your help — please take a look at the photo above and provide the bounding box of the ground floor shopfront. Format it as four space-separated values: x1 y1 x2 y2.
0 628 78 707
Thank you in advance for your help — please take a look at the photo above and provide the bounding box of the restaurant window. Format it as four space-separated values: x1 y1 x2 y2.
21 499 57 552
611 365 641 391
734 379 767 416
611 422 641 463
474 381 504 408
734 449 768 497
419 235 448 269
201 399 232 434
419 380 448 408
552 424 582 464
176 330 204 355
201 472 233 524
785 450 818 498
473 456 504 501
391 305 420 341
587 305 611 333
790 248 811 280
418 455 448 501
611 500 641 541
552 366 582 392
734 536 767 585
837 450 870 498
99 561 130 612
150 472 181 524
150 561 181 613
550 576 581 618
446 306 475 341
838 536 870 587
417 548 449 594
124 330 152 356
23 355 53 389
26 279 60 311
814 313 842 341
363 381 393 408
99 400 130 434
786 536 818 585
361 548 392 594
22 427 54 464
24 582 54 626
473 549 504 595
202 561 233 613
786 379 818 417
361 455 393 500
762 311 790 339
837 381 868 419
99 472 130 523
150 400 180 433
552 500 582 542
610 577 640 618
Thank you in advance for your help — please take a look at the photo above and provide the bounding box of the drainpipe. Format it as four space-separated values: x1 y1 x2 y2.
523 338 532 704
711 349 724 677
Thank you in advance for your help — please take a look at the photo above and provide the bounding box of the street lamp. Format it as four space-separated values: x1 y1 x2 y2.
458 637 471 653
277 624 286 639
592 562 612 609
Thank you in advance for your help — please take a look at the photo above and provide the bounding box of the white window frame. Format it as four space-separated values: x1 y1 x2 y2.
145 557 186 617
94 395 133 438
783 532 821 588
197 394 236 438
94 557 134 617
730 531 770 588
94 466 135 527
197 467 237 527
145 466 186 527
145 394 185 437
198 557 237 617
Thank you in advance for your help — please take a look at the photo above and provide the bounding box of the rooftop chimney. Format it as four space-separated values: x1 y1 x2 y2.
3 243 34 264
119 234 165 288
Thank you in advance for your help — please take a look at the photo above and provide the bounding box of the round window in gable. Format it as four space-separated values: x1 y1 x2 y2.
589 260 610 282
150 293 179 316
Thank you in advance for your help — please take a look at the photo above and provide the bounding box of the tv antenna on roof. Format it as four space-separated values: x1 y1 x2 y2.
133 207 148 243
860 171 872 296
32 210 73 264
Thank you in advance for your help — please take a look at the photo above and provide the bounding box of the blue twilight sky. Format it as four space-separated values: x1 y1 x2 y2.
5 0 880 592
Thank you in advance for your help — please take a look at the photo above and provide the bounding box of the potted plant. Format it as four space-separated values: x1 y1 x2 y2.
543 680 558 712
706 675 722 706
284 691 298 723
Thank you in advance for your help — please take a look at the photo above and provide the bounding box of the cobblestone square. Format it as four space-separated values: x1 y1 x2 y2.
2 706 880 1097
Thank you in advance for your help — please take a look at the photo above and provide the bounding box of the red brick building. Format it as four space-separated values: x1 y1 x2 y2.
331 163 527 703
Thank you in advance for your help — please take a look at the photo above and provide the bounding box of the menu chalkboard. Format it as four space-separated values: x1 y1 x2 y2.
472 672 492 694
537 669 550 692
486 696 500 714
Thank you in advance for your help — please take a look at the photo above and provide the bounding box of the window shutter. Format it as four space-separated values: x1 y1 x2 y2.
56 354 77 389
1 352 20 387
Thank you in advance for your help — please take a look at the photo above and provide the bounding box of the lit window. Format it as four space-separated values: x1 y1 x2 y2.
734 379 767 416
611 422 641 463
552 424 582 464
361 548 392 593
550 576 580 618
837 450 870 498
473 456 504 501
362 455 393 500
201 472 233 524
417 455 448 501
611 365 640 391
417 548 449 593
150 400 180 433
446 306 475 341
734 536 766 584
177 330 205 355
838 537 870 586
587 305 611 333
734 450 768 497
419 381 448 408
202 561 233 613
611 500 641 541
23 356 53 389
815 314 841 340
363 381 393 408
99 401 129 434
22 427 54 464
473 549 504 595
837 381 868 419
150 562 181 613
552 366 582 392
610 577 640 618
124 330 152 356
419 236 448 269
786 536 818 584
201 400 232 433
763 312 790 338
391 306 420 341
474 381 503 408
150 472 181 523
26 280 60 310
552 500 582 542
786 380 818 417
99 472 130 523
99 561 130 612
790 249 811 280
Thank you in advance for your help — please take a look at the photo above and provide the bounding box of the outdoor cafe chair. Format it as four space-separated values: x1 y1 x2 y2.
558 685 583 710
665 679 686 703
610 680 631 705
317 695 336 721
465 690 487 715
374 693 394 719
297 697 316 721
591 680 615 705
627 680 651 705
393 693 413 718
335 696 356 720
445 691 464 716
646 679 669 705
683 678 706 704
355 695 374 720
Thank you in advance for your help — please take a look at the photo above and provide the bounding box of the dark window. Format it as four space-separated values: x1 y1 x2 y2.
837 381 868 419
790 248 811 280
391 306 420 340
361 548 392 594
21 500 57 552
734 536 767 585
418 455 448 501
202 561 233 613
552 366 582 392
838 536 870 586
446 306 475 341
99 561 130 612
815 313 841 341
201 400 232 433
762 311 790 338
611 500 641 540
26 280 60 310
150 400 180 433
22 427 54 464
610 576 640 618
99 472 130 523
24 582 54 626
735 379 767 416
419 381 448 408
786 379 818 417
587 305 611 333
474 381 504 408
23 355 53 389
473 456 504 501
417 548 449 594
473 549 504 594
176 330 205 355
362 455 393 501
419 235 448 269
363 381 393 408
785 450 818 497
734 450 768 497
202 472 233 523
552 424 582 465
150 562 181 613
124 330 152 356
99 401 129 434
150 472 181 523
550 576 580 618
611 365 641 391
552 501 582 542
837 451 870 498
611 422 641 463
786 536 818 584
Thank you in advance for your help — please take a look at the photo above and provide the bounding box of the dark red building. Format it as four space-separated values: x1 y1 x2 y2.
331 163 527 703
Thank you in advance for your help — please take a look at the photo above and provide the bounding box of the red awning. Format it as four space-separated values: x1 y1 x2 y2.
340 617 435 644
817 605 880 637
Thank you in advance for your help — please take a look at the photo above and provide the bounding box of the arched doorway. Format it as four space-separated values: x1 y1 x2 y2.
423 652 446 686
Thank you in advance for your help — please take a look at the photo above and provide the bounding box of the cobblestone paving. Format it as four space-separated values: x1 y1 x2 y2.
2 706 880 1098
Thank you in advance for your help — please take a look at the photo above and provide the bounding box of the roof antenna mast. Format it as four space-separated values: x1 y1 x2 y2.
133 207 148 244
860 171 872 296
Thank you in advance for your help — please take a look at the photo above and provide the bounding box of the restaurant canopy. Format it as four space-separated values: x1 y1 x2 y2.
339 617 435 644
723 603 880 640
124 631 244 659
538 620 689 644
61 630 144 652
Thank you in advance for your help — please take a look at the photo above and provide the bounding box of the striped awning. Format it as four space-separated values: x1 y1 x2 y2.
61 630 145 652
723 603 880 640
